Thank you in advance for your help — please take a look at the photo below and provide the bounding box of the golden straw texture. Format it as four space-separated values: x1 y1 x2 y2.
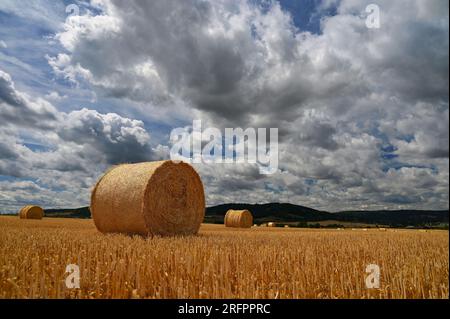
18 206 27 219
18 205 44 219
90 161 205 236
224 209 253 228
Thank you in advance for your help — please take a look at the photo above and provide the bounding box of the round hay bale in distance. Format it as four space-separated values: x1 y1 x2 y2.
268 222 275 227
224 209 253 228
90 160 205 236
19 205 44 219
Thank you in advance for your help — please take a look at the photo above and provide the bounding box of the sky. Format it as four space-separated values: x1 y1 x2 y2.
0 0 448 213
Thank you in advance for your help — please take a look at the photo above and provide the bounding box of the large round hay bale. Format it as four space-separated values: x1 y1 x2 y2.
224 209 253 228
90 161 205 236
19 205 44 219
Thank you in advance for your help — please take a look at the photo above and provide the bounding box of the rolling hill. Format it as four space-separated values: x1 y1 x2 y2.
40 203 449 228
44 207 91 219
204 203 448 227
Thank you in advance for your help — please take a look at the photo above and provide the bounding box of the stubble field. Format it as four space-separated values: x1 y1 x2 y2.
0 216 448 299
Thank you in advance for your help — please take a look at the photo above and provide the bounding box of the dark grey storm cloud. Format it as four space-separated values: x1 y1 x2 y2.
0 68 155 166
0 66 159 212
1 0 448 212
0 70 57 128
44 0 449 210
57 108 153 164
51 0 449 133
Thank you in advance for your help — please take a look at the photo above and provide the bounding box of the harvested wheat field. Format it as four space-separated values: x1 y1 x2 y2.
0 216 448 299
